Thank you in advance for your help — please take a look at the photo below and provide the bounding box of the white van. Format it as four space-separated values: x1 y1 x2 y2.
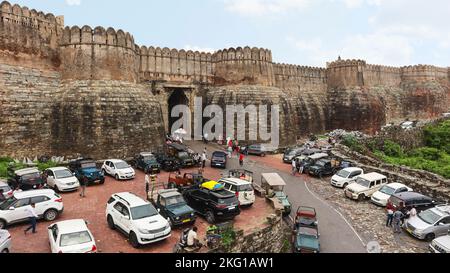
218 178 255 207
344 173 388 201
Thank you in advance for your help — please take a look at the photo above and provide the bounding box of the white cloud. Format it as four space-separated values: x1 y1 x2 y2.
223 0 312 16
183 45 215 53
66 0 81 6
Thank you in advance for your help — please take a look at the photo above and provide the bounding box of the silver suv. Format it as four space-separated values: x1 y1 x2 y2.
404 205 450 241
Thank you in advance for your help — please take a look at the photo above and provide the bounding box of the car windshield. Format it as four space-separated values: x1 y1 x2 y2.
356 178 371 188
0 197 16 210
379 185 396 195
165 196 186 206
418 210 441 225
81 162 96 169
131 204 159 220
238 184 253 192
54 169 73 179
143 156 156 162
60 231 92 247
178 152 189 159
274 191 286 198
316 161 326 167
336 170 350 178
22 173 41 180
115 162 129 169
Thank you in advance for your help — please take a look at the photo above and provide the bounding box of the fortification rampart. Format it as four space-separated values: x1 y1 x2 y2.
273 63 327 91
139 46 214 83
401 65 449 82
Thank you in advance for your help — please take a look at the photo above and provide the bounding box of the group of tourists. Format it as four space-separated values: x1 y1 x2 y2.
386 206 417 233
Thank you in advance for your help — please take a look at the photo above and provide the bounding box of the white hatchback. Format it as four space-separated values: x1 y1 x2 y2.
331 167 364 188
102 160 135 181
48 219 97 253
45 167 80 193
218 178 255 207
371 183 413 207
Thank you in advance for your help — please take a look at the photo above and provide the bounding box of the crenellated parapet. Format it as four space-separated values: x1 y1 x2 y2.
400 64 448 82
273 63 327 91
326 59 367 89
213 47 272 63
139 46 214 83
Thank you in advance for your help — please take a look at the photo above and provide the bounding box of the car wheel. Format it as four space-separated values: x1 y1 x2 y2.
0 219 6 230
115 174 119 181
425 233 436 242
358 194 365 202
44 209 58 221
205 211 215 224
1 249 9 253
107 215 116 230
343 183 348 189
129 232 140 249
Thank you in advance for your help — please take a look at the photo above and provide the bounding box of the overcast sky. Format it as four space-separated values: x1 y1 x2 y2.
9 0 450 67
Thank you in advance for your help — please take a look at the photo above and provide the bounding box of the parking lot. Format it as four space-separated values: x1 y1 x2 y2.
6 165 273 253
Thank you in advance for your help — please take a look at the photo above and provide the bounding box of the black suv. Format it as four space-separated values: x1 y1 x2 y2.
308 159 338 178
387 192 438 215
68 158 105 185
132 152 161 174
155 153 181 172
183 187 240 223
167 143 195 168
7 167 46 191
211 151 227 169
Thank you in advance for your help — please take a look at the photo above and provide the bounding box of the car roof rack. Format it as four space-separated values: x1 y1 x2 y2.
113 194 131 206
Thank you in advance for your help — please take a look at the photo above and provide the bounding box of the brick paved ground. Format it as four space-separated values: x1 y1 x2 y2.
7 166 273 253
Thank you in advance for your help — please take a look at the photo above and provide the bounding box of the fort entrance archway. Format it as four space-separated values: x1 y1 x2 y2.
167 88 190 133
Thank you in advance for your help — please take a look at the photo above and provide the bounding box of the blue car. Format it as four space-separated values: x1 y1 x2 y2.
68 158 105 185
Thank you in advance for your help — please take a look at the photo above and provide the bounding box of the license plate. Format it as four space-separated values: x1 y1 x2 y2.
182 219 191 223
228 206 236 211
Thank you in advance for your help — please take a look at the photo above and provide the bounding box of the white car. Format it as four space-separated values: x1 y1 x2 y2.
106 192 171 248
102 160 135 180
218 177 256 207
430 235 450 253
0 229 11 253
330 167 364 188
45 167 80 193
48 219 97 253
0 181 13 200
371 183 413 207
0 189 64 229
344 173 388 201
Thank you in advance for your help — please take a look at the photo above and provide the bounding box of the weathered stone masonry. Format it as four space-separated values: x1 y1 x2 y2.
0 1 449 159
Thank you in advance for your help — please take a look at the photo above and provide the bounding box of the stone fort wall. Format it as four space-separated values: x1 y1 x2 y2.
0 0 449 158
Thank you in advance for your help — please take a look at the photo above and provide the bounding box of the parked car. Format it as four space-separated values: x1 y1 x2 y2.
227 169 254 183
294 206 318 229
211 151 228 169
48 219 97 253
106 192 171 248
330 167 364 188
243 144 267 157
344 173 388 201
0 181 13 200
218 177 255 207
387 192 438 215
404 205 450 241
44 167 80 193
307 159 339 178
0 229 11 253
371 183 413 207
182 182 240 224
167 173 209 191
283 147 305 163
7 167 46 191
69 159 105 186
293 227 320 253
102 159 135 181
0 189 64 229
293 149 322 164
299 153 329 174
261 173 291 216
132 152 161 174
166 143 195 168
149 189 196 228
429 234 450 253
155 153 181 172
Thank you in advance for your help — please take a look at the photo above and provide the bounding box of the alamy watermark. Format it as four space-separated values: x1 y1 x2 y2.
170 97 280 149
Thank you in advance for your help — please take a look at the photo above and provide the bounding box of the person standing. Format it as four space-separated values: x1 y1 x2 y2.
24 203 38 234
393 210 404 233
145 171 150 196
201 152 207 169
239 153 245 167
79 176 87 198
292 160 297 176
386 208 394 227
408 207 417 219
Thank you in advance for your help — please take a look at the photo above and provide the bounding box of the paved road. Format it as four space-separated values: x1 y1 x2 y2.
190 141 367 253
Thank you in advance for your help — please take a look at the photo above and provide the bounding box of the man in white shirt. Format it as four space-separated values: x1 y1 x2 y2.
201 152 207 169
187 226 202 248
24 203 38 234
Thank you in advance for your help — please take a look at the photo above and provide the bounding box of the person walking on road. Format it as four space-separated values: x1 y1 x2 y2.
79 176 87 198
239 153 245 167
393 210 404 233
24 203 38 234
386 208 394 227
